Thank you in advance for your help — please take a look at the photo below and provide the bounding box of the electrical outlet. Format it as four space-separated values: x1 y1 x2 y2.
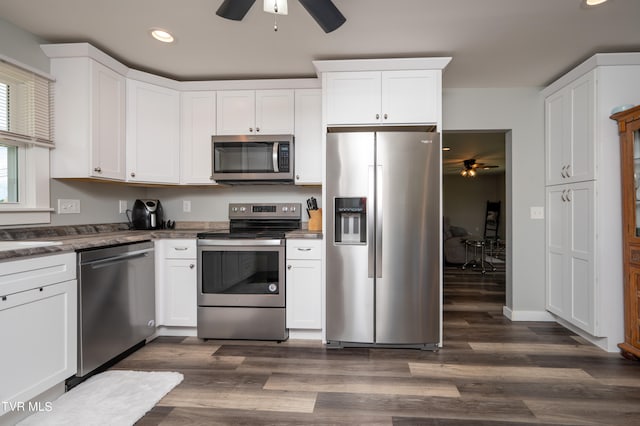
530 206 544 220
57 199 80 214
183 200 191 213
119 200 128 214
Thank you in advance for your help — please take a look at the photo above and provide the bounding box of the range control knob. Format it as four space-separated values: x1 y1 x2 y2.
282 206 289 212
231 207 238 212
268 283 278 293
240 207 247 212
290 206 296 212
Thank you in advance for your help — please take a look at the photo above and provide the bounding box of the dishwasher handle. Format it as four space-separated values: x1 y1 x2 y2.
81 248 153 269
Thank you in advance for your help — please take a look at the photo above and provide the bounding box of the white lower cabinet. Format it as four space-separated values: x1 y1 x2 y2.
156 240 197 327
546 181 596 335
0 253 77 418
286 239 322 331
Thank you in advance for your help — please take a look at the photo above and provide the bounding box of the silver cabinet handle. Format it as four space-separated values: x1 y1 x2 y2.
565 165 571 177
297 247 312 251
287 265 292 270
173 247 189 251
561 190 567 202
249 127 254 133
383 113 388 120
189 264 195 269
296 174 300 180
561 165 567 178
566 191 571 202
94 167 102 173
256 127 260 133
375 113 380 120
131 172 136 178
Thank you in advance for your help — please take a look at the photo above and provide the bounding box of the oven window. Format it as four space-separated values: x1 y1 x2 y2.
214 142 275 173
201 250 280 294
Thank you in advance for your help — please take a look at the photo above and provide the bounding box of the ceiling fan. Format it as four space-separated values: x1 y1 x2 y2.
460 158 499 177
216 0 346 33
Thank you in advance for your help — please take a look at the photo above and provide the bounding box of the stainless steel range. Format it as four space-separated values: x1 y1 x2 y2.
197 202 301 341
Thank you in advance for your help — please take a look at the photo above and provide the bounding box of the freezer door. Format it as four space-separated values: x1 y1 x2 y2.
326 132 375 343
375 132 441 345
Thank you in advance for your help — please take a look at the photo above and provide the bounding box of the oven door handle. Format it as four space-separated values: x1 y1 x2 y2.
197 239 285 247
272 142 280 173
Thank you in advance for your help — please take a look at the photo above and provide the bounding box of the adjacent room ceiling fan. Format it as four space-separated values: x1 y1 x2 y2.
216 0 346 33
460 158 499 177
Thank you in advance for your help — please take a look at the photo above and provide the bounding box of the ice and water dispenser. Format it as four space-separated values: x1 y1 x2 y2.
334 198 367 245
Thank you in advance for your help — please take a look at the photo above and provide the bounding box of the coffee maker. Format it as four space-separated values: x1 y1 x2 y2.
131 199 164 230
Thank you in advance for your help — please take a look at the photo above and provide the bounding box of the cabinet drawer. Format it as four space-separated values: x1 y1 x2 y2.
0 252 76 297
286 240 321 260
164 239 196 259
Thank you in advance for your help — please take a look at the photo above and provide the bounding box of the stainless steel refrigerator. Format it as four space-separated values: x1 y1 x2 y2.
325 129 441 348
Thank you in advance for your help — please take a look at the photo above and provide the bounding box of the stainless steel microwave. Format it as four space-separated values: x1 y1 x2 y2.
211 134 294 184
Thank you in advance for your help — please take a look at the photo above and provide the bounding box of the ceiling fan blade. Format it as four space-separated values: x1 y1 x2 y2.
216 0 256 21
298 0 346 33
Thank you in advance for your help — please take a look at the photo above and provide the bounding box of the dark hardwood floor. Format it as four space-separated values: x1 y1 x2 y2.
113 266 640 425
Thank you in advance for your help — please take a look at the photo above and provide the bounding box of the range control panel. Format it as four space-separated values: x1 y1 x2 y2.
229 203 302 220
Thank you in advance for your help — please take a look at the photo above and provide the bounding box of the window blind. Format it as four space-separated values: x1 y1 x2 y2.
0 58 54 147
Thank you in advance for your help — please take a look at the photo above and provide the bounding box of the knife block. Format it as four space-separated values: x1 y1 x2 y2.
308 208 322 231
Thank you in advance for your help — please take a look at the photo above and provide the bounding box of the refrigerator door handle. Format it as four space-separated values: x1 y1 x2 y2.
368 165 375 278
376 165 383 278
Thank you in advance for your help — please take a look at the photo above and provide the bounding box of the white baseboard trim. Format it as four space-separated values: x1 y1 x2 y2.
288 329 323 340
153 326 198 337
502 306 555 322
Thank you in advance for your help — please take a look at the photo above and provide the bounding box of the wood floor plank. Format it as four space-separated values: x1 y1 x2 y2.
469 342 605 355
524 399 640 425
409 362 596 383
314 392 537 423
158 386 318 414
263 373 461 398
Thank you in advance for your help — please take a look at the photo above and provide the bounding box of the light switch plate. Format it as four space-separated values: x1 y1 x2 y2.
119 200 127 214
58 199 80 214
530 206 544 220
183 200 191 213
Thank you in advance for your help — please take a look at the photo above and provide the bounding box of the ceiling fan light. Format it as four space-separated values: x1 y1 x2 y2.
264 0 288 15
469 169 476 177
461 169 468 177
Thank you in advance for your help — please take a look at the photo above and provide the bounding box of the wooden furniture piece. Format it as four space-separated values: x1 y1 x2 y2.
611 104 640 360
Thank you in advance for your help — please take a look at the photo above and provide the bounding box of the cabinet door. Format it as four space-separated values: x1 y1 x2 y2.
181 91 217 184
255 90 294 134
163 259 197 327
294 89 322 184
286 259 322 329
567 73 596 183
545 182 597 335
545 90 568 186
567 181 596 335
126 80 180 183
627 264 640 350
325 71 381 125
381 70 439 124
90 61 126 180
216 90 255 135
0 280 77 414
546 185 569 317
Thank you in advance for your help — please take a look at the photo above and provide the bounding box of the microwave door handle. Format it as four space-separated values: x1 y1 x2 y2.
272 142 280 173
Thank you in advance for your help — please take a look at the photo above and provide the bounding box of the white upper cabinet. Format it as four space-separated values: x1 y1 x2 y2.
545 71 596 186
217 89 294 135
181 91 217 185
126 79 180 184
294 89 322 185
48 57 126 180
324 70 442 126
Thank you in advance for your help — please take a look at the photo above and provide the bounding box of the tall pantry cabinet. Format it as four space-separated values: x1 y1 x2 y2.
543 53 640 352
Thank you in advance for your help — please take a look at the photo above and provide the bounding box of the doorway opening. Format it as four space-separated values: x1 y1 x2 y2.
442 130 508 307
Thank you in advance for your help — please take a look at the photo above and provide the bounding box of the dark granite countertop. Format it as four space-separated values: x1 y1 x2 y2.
0 222 227 261
285 229 323 239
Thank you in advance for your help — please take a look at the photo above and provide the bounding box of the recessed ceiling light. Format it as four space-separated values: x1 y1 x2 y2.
442 147 451 151
582 0 608 7
150 28 174 43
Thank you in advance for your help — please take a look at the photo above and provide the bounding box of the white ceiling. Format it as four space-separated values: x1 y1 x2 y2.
1 0 639 88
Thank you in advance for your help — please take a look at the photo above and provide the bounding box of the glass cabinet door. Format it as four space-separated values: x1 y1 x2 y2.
635 129 640 237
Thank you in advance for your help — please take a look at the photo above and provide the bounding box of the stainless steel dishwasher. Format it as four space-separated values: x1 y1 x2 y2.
76 241 155 378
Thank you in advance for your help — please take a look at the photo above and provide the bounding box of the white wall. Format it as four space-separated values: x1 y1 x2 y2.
0 18 49 73
443 87 546 317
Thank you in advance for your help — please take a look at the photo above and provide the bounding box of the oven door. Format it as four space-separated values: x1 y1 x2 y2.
197 239 285 308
